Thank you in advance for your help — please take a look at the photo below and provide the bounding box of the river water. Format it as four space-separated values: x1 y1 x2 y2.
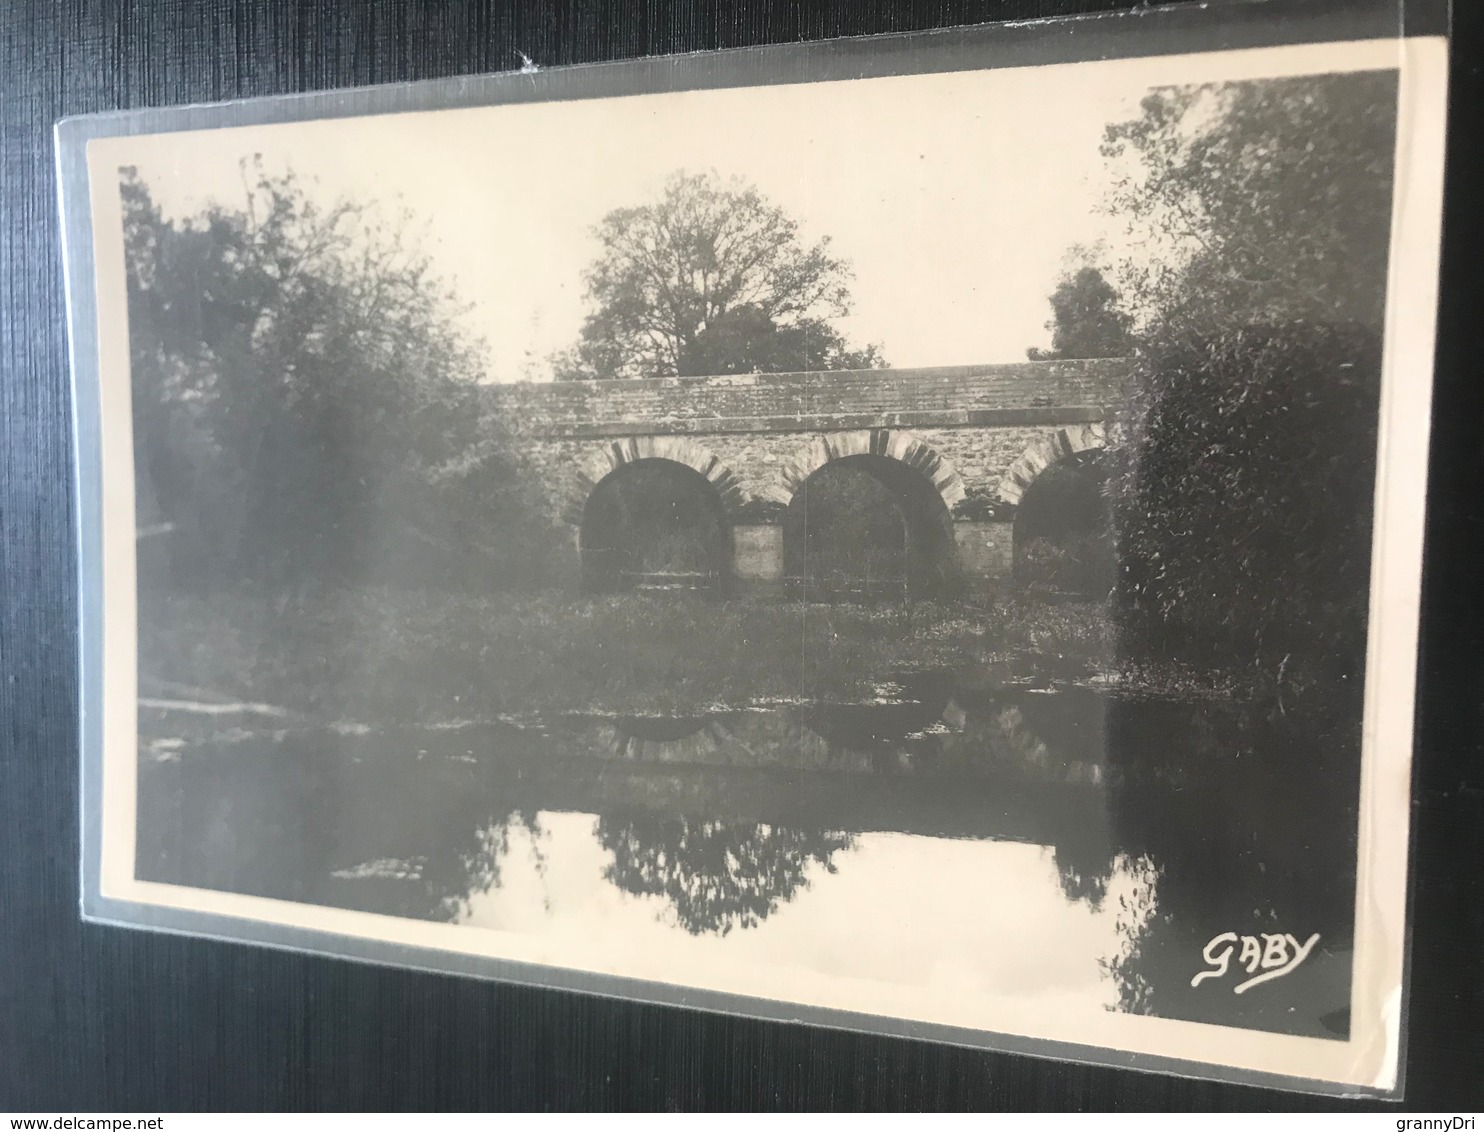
137 673 1362 1040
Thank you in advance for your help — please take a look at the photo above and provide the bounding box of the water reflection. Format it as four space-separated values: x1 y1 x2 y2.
1095 691 1362 1037
598 814 854 936
138 673 1360 1039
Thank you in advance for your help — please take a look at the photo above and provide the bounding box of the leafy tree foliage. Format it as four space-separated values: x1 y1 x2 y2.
680 303 884 375
554 171 881 379
1101 71 1399 336
1072 71 1401 675
1108 321 1382 675
597 813 853 935
1026 265 1134 361
122 161 559 593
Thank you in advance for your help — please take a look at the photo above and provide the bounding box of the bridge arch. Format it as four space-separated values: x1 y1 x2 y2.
1001 425 1114 596
995 423 1107 507
571 438 748 594
563 437 748 526
766 430 965 510
773 431 964 600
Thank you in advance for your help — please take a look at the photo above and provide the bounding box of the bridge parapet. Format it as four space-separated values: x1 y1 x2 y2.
482 360 1132 439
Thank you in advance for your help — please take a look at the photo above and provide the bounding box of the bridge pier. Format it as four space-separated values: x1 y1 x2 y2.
726 516 1015 597
953 520 1016 586
732 524 785 595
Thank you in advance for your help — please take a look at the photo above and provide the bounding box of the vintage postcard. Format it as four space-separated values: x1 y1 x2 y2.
60 5 1448 1095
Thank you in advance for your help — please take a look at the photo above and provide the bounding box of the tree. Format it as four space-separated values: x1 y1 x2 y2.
554 171 881 379
1088 71 1401 677
122 160 560 592
597 813 854 935
1107 320 1382 675
1027 265 1135 361
1100 71 1399 337
679 303 884 375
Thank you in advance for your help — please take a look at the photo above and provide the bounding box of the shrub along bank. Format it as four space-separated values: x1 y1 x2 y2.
138 586 1117 723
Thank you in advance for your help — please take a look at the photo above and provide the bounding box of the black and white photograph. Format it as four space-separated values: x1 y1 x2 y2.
65 24 1447 1094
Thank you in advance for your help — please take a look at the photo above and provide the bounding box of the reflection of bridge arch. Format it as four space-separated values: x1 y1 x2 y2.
606 716 733 762
804 675 954 751
563 437 748 525
995 424 1107 507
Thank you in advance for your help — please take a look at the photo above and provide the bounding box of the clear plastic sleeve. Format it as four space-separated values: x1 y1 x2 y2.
57 0 1449 1097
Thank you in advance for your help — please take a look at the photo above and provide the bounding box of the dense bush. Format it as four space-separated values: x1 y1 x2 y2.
124 163 566 596
1108 321 1383 677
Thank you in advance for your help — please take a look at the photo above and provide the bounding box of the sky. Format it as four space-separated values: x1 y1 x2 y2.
109 59 1155 382
455 813 1149 1015
102 42 1392 382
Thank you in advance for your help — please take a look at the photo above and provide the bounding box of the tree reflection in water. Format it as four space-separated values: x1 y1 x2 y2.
1092 687 1363 1037
597 813 854 936
432 809 548 922
1097 853 1161 1015
327 802 549 924
1052 835 1117 912
140 671 1362 1038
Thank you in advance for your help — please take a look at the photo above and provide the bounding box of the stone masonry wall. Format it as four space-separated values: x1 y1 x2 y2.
489 362 1132 526
523 426 1066 523
522 433 819 521
485 361 1130 438
914 426 1063 513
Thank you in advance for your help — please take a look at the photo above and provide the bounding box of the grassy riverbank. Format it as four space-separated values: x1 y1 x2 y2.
139 586 1118 722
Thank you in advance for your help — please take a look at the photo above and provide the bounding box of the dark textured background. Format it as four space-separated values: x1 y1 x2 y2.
3 0 1481 1112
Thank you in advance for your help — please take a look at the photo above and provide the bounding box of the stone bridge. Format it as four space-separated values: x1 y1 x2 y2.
482 360 1132 591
